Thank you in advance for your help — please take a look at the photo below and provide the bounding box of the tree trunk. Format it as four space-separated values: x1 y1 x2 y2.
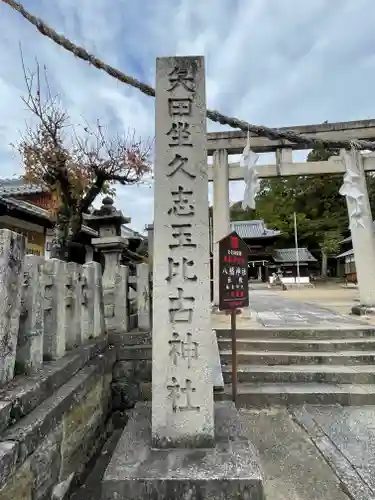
50 207 69 260
321 251 328 278
50 206 83 262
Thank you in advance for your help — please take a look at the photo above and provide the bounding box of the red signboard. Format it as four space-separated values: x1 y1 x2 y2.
218 231 249 311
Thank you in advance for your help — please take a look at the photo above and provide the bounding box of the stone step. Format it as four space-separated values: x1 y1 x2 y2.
219 350 375 365
218 337 375 352
215 326 375 340
221 364 375 384
215 382 375 406
116 344 152 361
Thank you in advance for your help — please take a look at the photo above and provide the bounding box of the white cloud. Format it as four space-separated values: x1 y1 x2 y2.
1 0 375 230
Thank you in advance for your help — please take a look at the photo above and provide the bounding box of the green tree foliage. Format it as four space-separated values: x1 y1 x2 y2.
230 146 375 255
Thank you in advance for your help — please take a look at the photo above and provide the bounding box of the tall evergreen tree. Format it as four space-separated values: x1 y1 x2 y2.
230 146 375 275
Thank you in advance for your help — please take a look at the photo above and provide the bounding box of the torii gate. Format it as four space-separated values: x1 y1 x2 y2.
207 119 375 311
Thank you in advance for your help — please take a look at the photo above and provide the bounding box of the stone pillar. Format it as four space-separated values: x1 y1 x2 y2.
101 265 129 333
152 56 214 448
65 262 84 349
114 265 129 332
102 248 122 290
340 149 375 307
137 263 151 330
212 148 230 306
97 246 128 332
0 229 26 384
43 258 67 359
17 255 44 374
81 262 94 341
83 261 105 338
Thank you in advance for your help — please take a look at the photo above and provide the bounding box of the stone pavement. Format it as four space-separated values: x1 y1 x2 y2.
239 407 350 500
292 405 375 500
248 289 368 328
243 405 375 500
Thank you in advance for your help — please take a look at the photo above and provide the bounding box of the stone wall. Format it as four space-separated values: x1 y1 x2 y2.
110 331 152 410
0 228 153 500
0 338 115 500
0 228 151 500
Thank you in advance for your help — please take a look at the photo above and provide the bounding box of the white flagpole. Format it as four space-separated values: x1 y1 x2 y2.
294 212 300 286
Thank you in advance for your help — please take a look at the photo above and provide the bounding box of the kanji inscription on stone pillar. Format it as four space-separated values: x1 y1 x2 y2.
152 56 214 449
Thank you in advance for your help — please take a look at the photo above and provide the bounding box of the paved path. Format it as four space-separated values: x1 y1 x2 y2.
248 289 368 328
292 405 375 500
240 407 350 500
242 404 375 499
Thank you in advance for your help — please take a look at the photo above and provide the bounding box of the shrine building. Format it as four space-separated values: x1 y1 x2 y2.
229 220 281 282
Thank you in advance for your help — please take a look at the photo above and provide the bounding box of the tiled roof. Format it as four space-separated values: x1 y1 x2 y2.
336 249 354 259
0 196 98 236
340 235 352 244
272 247 317 263
0 178 46 196
0 180 139 239
230 220 281 239
1 196 48 218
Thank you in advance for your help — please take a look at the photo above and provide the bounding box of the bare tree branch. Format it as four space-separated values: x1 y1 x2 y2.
13 58 151 260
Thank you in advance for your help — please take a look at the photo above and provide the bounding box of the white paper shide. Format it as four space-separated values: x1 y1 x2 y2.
240 132 260 210
339 149 366 228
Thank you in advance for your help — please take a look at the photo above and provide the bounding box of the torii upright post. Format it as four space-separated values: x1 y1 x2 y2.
212 149 230 306
340 149 375 311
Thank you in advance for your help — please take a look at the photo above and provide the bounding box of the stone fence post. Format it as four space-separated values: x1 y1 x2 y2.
114 265 129 332
66 262 84 349
42 258 67 360
137 263 151 331
0 236 108 384
83 261 106 338
0 229 26 384
17 254 44 374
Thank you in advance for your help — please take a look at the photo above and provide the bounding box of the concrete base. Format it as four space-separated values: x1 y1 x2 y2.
101 402 264 500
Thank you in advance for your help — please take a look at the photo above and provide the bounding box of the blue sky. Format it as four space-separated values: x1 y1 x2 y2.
1 0 375 231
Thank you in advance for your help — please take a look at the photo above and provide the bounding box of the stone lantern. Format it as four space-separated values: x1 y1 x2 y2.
87 197 130 290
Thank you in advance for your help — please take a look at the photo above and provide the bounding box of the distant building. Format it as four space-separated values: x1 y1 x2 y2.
269 247 318 284
335 227 369 283
0 177 147 264
227 219 318 284
230 220 281 281
120 224 148 267
0 178 98 260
